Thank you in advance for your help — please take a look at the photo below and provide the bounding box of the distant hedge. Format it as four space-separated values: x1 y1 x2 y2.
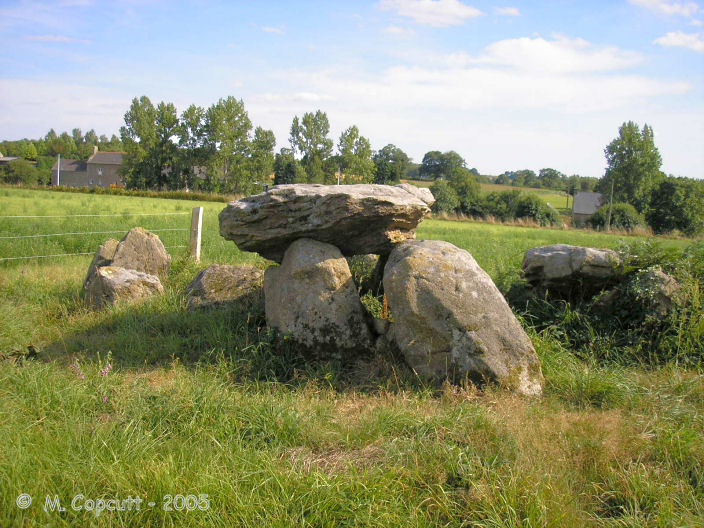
589 202 644 232
0 183 239 203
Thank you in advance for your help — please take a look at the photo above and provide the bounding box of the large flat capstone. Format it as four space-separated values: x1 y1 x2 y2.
219 184 434 262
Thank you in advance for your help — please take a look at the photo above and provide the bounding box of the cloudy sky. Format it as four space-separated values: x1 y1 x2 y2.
1 0 703 178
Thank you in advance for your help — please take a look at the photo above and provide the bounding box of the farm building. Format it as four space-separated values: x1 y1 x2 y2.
572 191 604 226
51 147 125 187
0 153 21 165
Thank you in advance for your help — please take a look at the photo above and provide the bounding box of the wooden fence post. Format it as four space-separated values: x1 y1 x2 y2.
190 207 203 262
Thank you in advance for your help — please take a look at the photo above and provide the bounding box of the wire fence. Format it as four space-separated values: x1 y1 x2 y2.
0 212 191 263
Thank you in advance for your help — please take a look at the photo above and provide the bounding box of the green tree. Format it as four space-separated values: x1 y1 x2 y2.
513 169 536 187
373 144 409 184
289 110 333 183
154 101 181 189
120 96 159 188
21 142 38 161
273 148 306 185
495 172 511 185
419 150 465 180
598 121 663 212
538 168 565 190
178 104 210 190
646 177 704 236
250 126 276 184
429 179 460 213
0 159 39 185
448 166 480 215
419 151 443 180
207 96 253 193
338 125 375 183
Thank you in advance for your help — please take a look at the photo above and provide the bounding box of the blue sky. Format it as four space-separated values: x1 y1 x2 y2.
1 0 703 178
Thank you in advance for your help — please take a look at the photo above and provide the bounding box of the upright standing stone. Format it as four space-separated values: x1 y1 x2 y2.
264 238 374 358
83 238 118 290
384 240 543 396
111 227 171 277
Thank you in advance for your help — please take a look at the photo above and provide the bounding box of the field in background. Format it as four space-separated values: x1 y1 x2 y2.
401 179 572 214
1 188 702 527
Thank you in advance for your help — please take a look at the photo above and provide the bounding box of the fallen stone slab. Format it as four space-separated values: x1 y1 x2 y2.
219 184 434 262
522 244 622 296
84 266 164 309
264 238 374 358
185 264 263 310
384 240 543 396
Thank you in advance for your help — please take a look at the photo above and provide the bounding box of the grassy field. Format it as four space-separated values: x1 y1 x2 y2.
1 188 702 527
401 179 572 214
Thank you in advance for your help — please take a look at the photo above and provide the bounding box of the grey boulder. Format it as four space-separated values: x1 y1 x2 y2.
83 238 118 290
219 183 434 262
384 240 543 396
185 264 263 310
84 266 164 309
111 227 171 277
522 244 622 295
264 238 374 358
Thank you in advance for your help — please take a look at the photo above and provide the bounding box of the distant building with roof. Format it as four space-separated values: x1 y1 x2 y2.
572 191 604 226
0 153 21 165
51 147 125 187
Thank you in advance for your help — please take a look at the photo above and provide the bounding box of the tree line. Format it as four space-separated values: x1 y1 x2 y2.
1 98 701 236
118 96 411 195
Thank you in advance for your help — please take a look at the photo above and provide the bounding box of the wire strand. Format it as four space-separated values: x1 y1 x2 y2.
0 212 190 218
0 245 188 262
0 228 188 240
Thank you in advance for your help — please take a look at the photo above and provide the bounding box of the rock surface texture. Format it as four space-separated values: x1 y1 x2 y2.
83 238 118 290
185 264 263 310
384 240 543 396
82 228 170 308
264 238 374 357
219 184 434 262
111 227 171 276
84 266 163 309
522 244 622 295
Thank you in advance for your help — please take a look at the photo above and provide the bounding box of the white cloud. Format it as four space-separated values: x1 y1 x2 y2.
0 78 126 137
261 26 284 34
691 18 703 24
494 7 520 16
629 0 700 17
243 35 694 177
24 34 90 43
383 25 417 36
654 30 704 50
444 35 643 73
377 0 482 27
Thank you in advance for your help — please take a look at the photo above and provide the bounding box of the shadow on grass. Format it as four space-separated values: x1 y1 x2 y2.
39 289 427 394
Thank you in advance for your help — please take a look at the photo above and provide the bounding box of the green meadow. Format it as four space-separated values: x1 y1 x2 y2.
1 187 702 527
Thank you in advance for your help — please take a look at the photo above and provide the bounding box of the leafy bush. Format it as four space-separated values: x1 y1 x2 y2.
589 202 644 231
430 179 460 214
0 159 40 185
646 177 704 236
514 194 561 226
506 240 704 367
